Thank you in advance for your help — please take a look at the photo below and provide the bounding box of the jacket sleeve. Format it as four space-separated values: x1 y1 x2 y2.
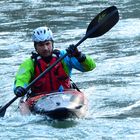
78 55 96 71
14 58 34 90
60 50 96 75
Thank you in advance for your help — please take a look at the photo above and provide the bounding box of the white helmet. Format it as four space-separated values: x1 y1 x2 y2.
32 27 54 42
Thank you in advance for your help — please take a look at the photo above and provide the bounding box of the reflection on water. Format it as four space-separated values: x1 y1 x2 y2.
45 119 78 128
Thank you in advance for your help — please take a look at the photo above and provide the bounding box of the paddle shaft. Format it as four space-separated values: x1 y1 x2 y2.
1 96 18 111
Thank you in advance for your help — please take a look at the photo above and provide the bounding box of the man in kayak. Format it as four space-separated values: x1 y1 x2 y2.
14 26 96 109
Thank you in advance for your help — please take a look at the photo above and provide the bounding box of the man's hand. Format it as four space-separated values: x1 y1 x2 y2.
66 44 81 57
66 44 86 62
14 87 27 97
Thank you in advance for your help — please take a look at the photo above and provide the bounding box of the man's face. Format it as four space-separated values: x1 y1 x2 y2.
35 41 53 57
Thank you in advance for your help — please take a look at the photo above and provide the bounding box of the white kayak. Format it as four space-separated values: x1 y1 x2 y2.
19 89 87 120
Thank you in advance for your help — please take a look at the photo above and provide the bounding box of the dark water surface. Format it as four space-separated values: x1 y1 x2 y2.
0 0 140 139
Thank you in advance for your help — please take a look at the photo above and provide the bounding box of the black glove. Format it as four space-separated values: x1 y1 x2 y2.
66 44 86 62
66 44 81 57
14 86 27 97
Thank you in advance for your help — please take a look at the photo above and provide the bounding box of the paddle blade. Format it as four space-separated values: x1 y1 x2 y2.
0 96 18 117
0 106 6 117
86 6 119 38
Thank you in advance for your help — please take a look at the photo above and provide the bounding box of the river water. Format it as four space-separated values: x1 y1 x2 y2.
0 0 140 139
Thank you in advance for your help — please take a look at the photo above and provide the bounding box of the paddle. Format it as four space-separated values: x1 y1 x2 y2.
0 6 119 117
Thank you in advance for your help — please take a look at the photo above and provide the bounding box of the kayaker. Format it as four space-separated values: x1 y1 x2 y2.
14 26 96 108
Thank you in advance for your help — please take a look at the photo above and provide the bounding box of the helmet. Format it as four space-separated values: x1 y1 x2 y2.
32 27 54 42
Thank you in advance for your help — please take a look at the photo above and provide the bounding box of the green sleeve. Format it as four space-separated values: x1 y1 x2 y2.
14 58 34 88
81 55 96 71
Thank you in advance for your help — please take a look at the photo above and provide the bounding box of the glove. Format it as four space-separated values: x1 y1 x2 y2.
14 86 27 97
66 44 86 62
66 44 81 57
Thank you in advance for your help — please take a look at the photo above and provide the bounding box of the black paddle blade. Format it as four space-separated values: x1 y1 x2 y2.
0 96 18 117
0 106 6 117
86 6 119 38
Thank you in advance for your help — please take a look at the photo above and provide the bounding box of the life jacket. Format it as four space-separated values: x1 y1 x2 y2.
31 51 71 95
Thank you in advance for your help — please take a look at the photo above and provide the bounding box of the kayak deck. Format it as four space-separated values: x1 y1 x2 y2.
19 90 87 120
